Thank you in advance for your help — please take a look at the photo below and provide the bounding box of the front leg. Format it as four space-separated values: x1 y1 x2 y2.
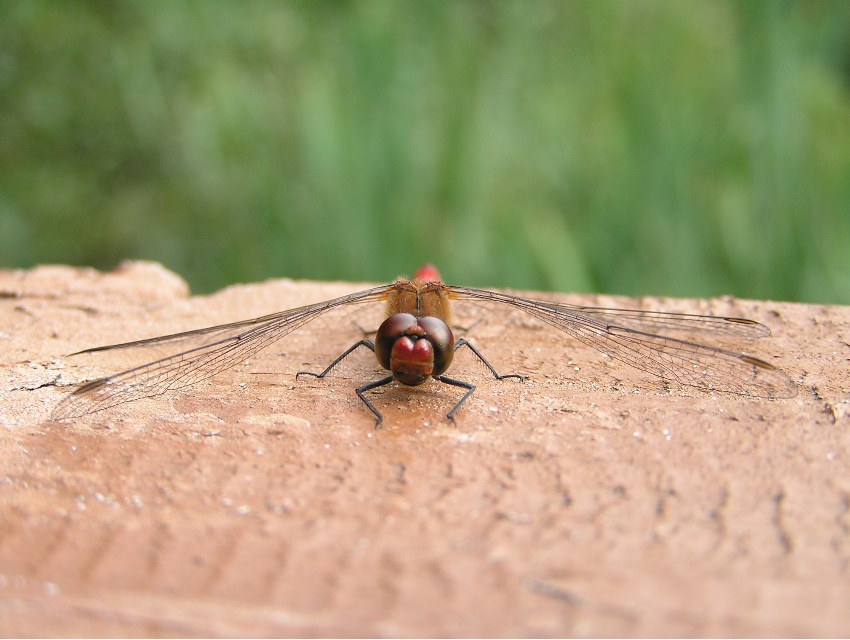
434 375 475 423
356 375 395 428
297 339 394 428
296 339 376 380
454 338 526 382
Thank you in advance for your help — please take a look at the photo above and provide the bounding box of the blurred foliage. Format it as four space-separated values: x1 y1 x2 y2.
1 0 849 303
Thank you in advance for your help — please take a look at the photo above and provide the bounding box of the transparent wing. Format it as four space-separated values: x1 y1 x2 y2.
559 305 771 338
52 284 394 419
445 286 797 399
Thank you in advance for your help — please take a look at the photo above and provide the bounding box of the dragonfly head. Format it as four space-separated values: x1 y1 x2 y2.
376 313 454 386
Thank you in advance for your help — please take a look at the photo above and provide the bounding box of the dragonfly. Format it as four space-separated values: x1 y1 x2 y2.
52 264 797 425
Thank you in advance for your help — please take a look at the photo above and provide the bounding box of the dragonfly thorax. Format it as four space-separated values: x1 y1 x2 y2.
375 313 454 386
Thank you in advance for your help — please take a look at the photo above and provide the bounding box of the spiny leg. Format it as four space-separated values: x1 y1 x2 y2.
296 339 375 380
454 338 526 382
296 339 393 427
434 375 476 423
356 375 395 428
435 339 525 422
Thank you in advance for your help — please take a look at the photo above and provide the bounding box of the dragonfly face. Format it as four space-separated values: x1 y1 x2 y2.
375 313 455 386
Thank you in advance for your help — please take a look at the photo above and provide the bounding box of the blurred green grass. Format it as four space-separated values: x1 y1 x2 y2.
1 0 849 303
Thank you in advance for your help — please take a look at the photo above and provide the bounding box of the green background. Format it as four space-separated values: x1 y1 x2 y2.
2 0 849 303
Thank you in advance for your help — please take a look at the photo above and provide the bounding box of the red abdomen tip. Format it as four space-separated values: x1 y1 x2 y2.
413 264 442 283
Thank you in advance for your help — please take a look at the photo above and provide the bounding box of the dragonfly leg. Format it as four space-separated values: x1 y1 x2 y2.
434 375 476 423
298 339 391 427
296 339 375 380
356 375 394 428
454 338 526 382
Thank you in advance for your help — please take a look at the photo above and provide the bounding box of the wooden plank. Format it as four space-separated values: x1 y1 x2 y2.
0 261 846 637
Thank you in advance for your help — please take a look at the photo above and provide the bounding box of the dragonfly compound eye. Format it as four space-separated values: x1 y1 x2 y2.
376 313 455 386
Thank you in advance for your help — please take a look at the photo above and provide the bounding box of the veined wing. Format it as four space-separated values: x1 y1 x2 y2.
52 284 394 420
551 305 771 338
445 286 797 399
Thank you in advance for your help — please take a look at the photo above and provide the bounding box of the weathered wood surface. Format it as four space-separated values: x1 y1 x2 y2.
0 261 848 637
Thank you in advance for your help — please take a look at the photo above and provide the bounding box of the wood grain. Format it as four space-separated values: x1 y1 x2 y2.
1 261 848 637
